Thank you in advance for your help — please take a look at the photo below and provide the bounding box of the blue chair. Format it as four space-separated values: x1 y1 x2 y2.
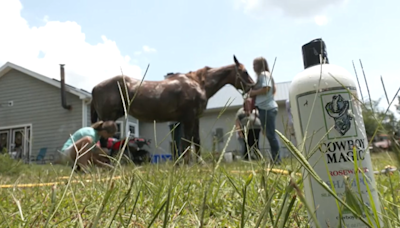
36 148 47 164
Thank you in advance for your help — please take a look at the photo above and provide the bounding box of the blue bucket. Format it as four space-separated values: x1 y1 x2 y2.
151 154 173 163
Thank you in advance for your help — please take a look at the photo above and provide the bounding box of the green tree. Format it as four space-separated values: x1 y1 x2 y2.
361 98 399 138
362 98 381 138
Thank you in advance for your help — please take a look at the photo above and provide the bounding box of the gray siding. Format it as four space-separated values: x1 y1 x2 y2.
139 104 296 158
86 104 91 127
0 69 83 161
139 121 174 155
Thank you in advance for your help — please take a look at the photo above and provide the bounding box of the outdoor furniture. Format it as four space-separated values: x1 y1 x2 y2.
33 148 47 164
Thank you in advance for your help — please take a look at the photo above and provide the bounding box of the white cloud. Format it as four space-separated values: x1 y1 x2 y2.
143 45 157 53
134 45 157 56
314 15 328 26
237 0 348 25
0 0 151 92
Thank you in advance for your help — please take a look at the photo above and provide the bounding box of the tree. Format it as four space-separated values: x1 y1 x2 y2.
362 98 381 138
361 98 399 138
396 96 400 115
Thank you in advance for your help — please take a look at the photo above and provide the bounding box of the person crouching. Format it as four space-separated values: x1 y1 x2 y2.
57 120 117 171
235 98 262 160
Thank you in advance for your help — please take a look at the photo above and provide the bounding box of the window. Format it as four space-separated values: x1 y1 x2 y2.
128 123 138 137
129 125 135 135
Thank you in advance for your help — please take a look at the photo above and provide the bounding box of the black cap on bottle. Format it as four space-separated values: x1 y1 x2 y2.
301 38 329 69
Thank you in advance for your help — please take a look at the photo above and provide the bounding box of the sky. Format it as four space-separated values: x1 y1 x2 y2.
0 0 399 115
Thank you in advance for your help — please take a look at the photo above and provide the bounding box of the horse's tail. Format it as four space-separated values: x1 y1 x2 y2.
90 100 98 124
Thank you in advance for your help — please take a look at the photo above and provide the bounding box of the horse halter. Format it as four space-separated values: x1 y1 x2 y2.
234 65 253 97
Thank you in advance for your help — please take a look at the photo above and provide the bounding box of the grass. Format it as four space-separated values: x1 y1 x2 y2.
0 151 398 227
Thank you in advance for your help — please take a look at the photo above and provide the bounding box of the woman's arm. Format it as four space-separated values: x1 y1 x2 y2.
249 87 269 97
249 73 273 97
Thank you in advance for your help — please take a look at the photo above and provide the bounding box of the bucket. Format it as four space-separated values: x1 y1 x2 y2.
224 152 233 163
151 154 172 164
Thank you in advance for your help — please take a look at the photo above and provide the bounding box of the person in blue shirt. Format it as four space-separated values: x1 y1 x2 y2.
57 120 117 170
248 56 281 165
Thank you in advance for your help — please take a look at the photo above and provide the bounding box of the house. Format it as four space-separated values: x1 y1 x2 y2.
139 81 295 159
0 62 139 163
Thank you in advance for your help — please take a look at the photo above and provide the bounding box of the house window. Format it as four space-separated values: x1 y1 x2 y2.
128 123 138 137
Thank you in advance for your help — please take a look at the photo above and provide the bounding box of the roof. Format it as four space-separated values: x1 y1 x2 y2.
206 81 291 110
0 62 92 100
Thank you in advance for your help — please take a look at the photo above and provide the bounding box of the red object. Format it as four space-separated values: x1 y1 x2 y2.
97 136 151 153
96 138 119 149
107 137 150 151
244 97 256 114
250 97 256 110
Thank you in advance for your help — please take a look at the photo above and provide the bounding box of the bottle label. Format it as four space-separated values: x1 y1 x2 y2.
296 86 382 227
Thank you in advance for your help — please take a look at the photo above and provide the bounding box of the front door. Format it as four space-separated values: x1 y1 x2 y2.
12 128 25 159
0 125 31 162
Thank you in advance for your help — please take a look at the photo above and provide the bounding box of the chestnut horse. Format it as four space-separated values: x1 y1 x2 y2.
90 55 254 164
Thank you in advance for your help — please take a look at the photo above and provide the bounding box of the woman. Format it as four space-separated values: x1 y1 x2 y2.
248 56 281 165
58 120 118 170
235 98 262 160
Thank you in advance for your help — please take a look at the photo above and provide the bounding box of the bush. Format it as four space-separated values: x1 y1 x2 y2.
0 153 27 175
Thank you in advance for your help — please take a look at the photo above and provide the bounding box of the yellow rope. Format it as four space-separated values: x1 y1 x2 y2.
0 166 396 189
0 168 300 189
0 176 122 189
230 168 302 176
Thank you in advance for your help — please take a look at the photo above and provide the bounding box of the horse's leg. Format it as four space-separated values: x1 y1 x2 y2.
182 121 195 165
193 118 202 164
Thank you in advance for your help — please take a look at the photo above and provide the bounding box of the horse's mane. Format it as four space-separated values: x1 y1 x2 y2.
164 64 235 85
184 66 213 84
163 72 181 80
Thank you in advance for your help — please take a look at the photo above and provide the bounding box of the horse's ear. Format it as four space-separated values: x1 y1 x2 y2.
233 55 240 66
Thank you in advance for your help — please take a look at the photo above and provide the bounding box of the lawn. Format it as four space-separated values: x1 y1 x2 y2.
0 150 399 228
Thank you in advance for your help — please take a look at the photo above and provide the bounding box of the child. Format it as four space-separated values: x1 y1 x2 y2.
57 120 117 170
235 98 262 160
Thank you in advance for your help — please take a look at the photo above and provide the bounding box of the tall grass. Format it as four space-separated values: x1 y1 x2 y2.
0 60 399 227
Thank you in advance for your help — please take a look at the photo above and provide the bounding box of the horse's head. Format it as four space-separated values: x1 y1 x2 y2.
232 55 254 94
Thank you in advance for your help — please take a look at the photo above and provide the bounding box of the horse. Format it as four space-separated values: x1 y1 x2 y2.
90 55 254 164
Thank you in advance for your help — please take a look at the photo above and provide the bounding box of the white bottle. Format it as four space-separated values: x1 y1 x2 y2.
289 39 383 228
